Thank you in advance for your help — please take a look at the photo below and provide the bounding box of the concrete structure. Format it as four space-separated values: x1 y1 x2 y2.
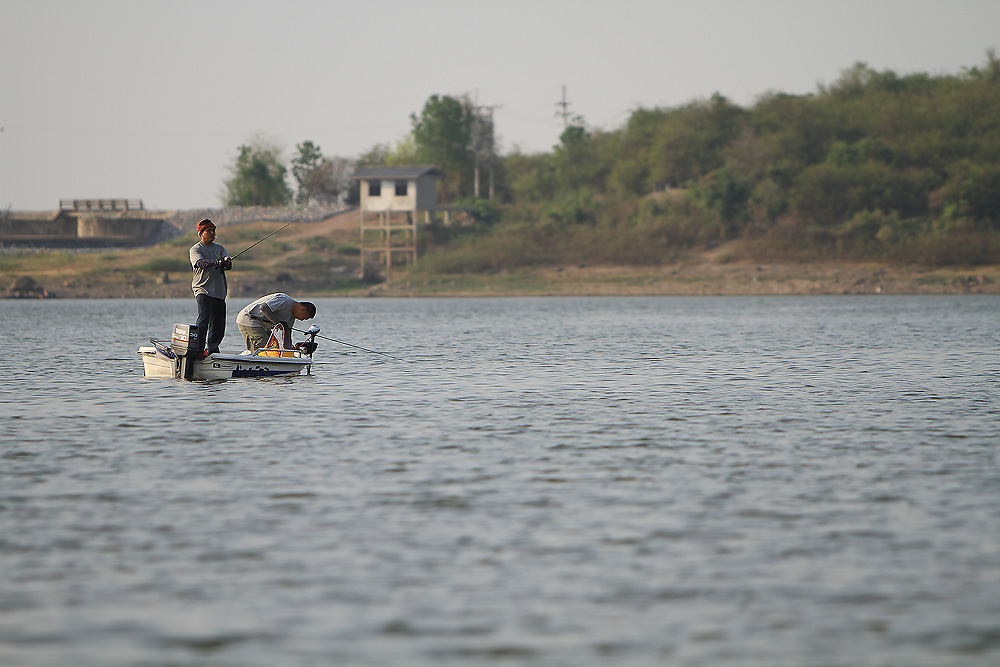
0 200 167 247
59 198 145 212
353 166 442 279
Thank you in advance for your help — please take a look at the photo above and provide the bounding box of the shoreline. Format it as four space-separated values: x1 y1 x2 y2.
8 261 999 299
6 213 998 299
368 263 1000 297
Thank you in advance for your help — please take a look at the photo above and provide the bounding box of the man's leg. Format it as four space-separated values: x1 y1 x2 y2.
238 324 269 353
194 294 211 354
238 324 252 353
207 297 226 354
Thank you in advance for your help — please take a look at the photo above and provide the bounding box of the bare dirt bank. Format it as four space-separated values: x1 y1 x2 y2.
4 209 998 299
360 260 1000 298
8 259 1000 300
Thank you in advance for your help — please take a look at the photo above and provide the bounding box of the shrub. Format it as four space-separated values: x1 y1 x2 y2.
138 258 191 273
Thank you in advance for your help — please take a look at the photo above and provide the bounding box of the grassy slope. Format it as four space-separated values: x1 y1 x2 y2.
2 212 366 299
2 211 999 298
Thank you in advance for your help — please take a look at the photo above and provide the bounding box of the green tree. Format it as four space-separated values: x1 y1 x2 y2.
411 95 475 200
357 143 391 166
424 55 1000 268
291 141 324 204
752 92 834 169
223 139 292 206
502 150 558 203
931 160 1000 228
385 134 420 166
688 167 753 234
551 123 613 194
291 141 356 206
647 94 747 188
609 107 667 195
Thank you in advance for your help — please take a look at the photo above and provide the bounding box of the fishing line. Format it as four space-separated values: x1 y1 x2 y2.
230 219 298 260
291 326 403 361
231 220 402 361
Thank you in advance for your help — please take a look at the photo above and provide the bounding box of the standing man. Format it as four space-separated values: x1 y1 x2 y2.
189 219 232 356
236 293 316 353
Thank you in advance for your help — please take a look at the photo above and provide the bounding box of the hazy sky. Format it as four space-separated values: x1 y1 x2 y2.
2 0 998 211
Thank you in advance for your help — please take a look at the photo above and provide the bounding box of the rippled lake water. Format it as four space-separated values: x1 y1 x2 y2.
1 295 998 666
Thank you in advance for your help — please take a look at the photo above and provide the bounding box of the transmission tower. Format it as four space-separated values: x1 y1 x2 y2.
555 85 572 128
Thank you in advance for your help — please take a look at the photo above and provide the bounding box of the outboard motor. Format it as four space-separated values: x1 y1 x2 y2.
170 323 201 379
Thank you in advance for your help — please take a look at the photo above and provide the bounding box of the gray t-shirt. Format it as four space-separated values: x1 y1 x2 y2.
236 293 295 328
189 242 229 299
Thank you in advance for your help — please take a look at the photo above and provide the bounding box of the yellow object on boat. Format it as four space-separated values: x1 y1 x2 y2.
256 347 297 358
256 323 296 357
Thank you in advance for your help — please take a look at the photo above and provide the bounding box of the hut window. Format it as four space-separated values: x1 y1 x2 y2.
395 180 408 196
368 182 381 197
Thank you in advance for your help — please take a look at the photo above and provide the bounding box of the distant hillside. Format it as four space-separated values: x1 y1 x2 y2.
425 55 1000 271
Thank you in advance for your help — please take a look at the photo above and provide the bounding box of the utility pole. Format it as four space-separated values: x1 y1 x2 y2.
555 85 572 128
472 98 502 199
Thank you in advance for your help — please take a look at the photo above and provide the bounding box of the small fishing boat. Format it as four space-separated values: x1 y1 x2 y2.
138 323 320 380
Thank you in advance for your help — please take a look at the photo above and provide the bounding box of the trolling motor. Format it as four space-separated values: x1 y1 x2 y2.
289 324 320 375
294 325 321 355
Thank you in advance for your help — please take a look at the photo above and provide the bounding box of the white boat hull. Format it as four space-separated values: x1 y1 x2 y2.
138 345 312 380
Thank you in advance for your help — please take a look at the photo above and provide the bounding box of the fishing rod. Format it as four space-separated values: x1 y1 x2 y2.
291 325 403 361
229 219 298 260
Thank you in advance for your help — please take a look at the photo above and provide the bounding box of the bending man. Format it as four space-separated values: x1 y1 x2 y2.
236 292 317 353
189 219 232 356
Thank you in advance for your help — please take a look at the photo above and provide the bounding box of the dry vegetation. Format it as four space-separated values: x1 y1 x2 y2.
3 210 999 299
2 211 364 299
